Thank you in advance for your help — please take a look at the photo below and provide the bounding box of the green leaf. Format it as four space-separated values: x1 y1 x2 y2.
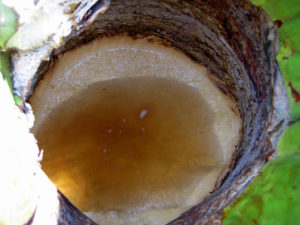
251 0 300 22
0 1 22 106
278 122 300 156
223 1 300 224
253 0 300 122
223 153 300 225
0 0 18 48
252 0 300 156
0 50 23 106
280 53 300 122
0 51 13 93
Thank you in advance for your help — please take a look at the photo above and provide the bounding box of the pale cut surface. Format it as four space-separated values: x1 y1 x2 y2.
31 36 241 225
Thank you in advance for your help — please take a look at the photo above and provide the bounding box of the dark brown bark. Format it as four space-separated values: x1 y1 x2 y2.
14 0 288 224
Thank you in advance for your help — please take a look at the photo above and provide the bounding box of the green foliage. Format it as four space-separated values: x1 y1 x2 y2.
0 51 12 92
251 0 300 21
0 1 22 105
279 52 300 122
0 0 17 49
223 1 300 224
0 52 22 105
252 0 300 122
223 153 300 225
278 122 300 156
251 0 300 151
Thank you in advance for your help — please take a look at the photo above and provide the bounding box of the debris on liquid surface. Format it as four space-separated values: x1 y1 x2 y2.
35 76 222 214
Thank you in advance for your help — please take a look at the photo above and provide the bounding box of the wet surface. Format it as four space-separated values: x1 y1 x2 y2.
35 76 222 213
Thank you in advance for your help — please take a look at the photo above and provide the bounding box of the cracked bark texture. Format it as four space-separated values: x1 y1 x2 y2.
10 0 289 224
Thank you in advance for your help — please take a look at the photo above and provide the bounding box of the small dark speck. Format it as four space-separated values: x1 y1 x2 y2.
103 88 107 91
274 20 283 29
288 197 293 201
292 185 297 190
33 172 36 176
247 14 253 22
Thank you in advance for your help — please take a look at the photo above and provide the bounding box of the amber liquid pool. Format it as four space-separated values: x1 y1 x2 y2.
35 76 223 215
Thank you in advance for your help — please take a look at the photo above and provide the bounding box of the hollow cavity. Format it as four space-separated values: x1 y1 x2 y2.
31 35 241 225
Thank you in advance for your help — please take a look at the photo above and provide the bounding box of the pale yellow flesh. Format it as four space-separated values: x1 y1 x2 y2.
31 36 241 225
